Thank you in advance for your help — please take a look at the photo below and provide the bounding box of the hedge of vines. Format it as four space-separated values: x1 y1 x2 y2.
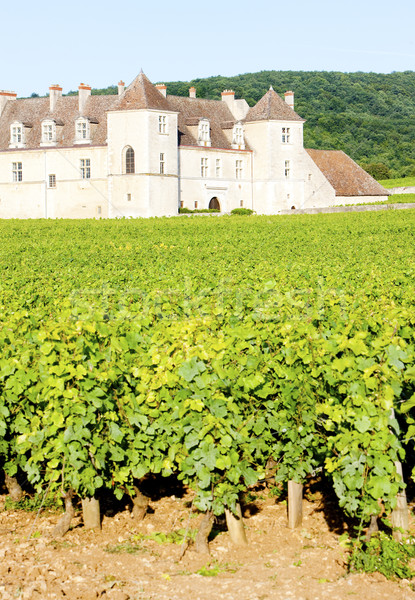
1 211 415 525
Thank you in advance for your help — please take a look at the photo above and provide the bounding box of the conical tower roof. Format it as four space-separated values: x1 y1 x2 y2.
244 87 304 122
111 71 171 111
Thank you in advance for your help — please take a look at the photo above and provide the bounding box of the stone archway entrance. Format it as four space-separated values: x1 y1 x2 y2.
209 197 220 210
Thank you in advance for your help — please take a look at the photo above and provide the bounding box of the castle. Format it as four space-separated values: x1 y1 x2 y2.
0 72 389 219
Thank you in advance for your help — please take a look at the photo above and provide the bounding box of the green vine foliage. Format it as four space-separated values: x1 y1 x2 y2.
0 212 415 524
348 532 415 580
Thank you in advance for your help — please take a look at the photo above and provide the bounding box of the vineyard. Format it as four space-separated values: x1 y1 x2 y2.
1 211 415 588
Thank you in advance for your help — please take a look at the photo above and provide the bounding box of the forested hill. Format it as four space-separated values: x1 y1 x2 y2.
93 71 415 179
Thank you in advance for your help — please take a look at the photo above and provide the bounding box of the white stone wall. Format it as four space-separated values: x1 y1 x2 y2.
301 151 336 209
244 120 306 213
0 98 382 219
107 109 179 218
0 146 108 219
178 146 253 212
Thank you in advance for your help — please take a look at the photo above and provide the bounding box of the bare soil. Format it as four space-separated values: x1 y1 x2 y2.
1 488 415 600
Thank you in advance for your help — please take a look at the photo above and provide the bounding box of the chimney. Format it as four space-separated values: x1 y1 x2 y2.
284 90 294 110
49 84 62 112
156 83 167 97
221 89 235 101
221 89 235 111
0 90 17 116
189 87 196 99
118 80 125 95
78 83 91 113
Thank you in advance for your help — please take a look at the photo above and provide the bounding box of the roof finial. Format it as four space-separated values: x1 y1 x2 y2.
269 85 274 91
140 68 144 74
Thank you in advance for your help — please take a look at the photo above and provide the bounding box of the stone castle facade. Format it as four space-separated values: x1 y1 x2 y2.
0 72 388 218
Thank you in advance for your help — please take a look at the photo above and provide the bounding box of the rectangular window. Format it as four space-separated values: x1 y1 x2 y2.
215 159 221 178
97 205 102 215
158 115 167 134
48 174 56 188
194 200 198 209
201 157 208 178
76 120 89 140
12 126 23 144
198 120 210 145
236 159 243 179
282 127 290 143
285 160 290 178
160 153 165 174
80 158 91 179
43 124 54 142
240 200 243 207
126 193 132 202
12 162 22 182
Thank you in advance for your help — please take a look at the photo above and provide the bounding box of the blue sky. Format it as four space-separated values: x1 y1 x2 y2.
3 0 415 97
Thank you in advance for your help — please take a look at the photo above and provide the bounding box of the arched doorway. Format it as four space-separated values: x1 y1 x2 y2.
209 197 220 210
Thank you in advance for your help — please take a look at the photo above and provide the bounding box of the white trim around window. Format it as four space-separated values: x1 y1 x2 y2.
232 123 245 149
12 162 23 182
215 158 221 178
9 123 25 148
282 127 290 144
235 159 243 179
198 118 211 147
159 152 165 174
200 157 209 178
75 118 91 143
158 114 167 134
41 120 57 146
80 158 91 179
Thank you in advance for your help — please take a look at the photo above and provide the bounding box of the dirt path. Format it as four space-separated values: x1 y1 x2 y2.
1 491 414 600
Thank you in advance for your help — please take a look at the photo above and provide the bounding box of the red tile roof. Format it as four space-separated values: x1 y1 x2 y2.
166 95 244 150
110 72 171 112
0 73 299 152
244 88 304 123
306 149 390 196
0 95 114 149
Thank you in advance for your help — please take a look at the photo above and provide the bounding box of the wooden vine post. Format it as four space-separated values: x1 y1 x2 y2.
4 473 23 502
225 503 248 546
53 489 75 538
391 461 409 541
288 480 303 529
389 410 409 540
194 511 214 554
132 486 149 521
82 497 101 530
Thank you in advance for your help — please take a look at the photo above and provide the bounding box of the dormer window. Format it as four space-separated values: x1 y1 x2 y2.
10 122 25 148
198 119 211 147
232 123 245 150
41 120 56 146
75 118 90 143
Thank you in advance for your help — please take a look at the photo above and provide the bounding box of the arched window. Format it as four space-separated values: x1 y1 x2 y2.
125 146 135 174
